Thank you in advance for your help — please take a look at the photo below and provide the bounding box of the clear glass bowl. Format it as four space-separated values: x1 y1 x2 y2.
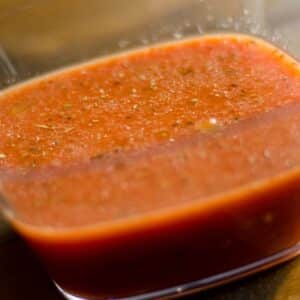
0 1 300 299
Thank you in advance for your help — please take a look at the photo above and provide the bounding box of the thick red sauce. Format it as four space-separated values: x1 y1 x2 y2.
0 35 300 299
0 35 299 170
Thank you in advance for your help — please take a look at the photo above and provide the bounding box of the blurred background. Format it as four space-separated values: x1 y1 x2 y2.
0 0 299 88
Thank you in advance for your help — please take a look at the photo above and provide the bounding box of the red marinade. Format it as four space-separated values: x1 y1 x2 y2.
0 35 299 299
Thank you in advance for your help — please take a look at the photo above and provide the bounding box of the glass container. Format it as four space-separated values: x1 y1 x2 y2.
0 1 300 299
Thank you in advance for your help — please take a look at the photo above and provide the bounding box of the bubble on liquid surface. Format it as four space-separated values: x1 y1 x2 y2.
243 9 250 16
118 39 130 49
196 24 203 33
209 117 217 125
141 38 149 45
173 31 183 40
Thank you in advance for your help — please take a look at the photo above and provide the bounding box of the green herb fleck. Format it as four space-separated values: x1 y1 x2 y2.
157 130 169 138
185 120 194 126
190 98 199 104
179 66 194 76
91 153 105 160
63 103 73 109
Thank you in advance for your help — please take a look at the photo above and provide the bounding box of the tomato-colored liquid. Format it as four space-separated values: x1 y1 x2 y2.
0 35 300 299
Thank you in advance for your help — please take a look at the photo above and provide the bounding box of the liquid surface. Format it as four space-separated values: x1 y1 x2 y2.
0 35 299 171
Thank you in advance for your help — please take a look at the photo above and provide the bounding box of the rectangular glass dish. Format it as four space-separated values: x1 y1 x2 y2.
0 1 300 299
